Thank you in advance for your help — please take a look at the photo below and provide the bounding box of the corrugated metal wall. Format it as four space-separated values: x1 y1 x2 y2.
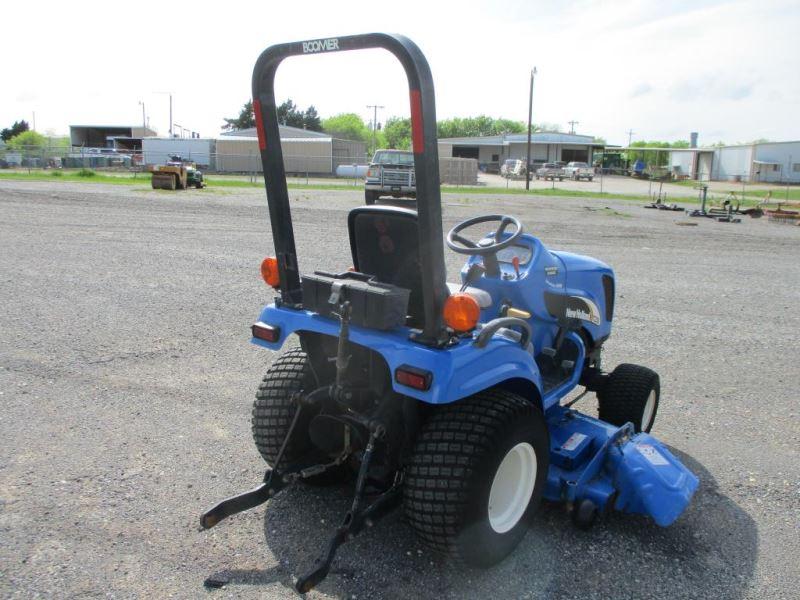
215 138 334 174
332 139 368 169
753 142 800 183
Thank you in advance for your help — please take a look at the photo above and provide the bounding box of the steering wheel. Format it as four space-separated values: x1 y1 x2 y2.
447 214 523 255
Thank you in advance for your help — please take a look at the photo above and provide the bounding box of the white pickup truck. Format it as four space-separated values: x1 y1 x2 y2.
563 161 594 181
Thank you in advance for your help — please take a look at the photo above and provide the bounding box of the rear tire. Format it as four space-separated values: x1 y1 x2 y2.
403 389 549 567
251 348 348 483
597 363 660 433
365 191 378 205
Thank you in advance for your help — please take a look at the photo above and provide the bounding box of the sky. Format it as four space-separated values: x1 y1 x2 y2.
3 0 798 146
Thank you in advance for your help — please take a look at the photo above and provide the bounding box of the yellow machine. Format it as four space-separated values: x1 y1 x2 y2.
149 156 205 190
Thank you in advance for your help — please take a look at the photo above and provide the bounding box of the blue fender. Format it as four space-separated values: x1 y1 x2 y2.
251 304 542 405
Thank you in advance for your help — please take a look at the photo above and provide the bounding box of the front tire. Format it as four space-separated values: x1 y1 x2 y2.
403 390 549 567
597 364 660 433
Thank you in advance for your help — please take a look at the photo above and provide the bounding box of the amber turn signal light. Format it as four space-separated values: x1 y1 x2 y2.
443 292 480 332
260 256 280 288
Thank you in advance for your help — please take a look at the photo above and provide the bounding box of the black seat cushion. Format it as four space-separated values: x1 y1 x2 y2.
348 206 424 326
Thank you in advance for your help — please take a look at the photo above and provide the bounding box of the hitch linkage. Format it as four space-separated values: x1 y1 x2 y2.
295 426 401 594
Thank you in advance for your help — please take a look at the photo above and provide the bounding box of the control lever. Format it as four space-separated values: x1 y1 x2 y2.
460 262 486 291
511 256 521 279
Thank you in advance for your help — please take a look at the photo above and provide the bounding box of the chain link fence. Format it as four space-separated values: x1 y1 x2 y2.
0 144 481 184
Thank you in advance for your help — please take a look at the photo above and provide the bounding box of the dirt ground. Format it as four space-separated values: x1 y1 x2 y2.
1 180 798 599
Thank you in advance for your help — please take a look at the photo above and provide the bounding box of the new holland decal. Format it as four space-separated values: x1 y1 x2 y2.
544 292 602 325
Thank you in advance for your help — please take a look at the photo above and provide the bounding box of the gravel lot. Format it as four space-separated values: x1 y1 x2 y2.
1 180 798 599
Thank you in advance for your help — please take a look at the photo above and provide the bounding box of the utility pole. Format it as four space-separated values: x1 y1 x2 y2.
525 67 537 191
32 111 36 131
568 120 579 134
138 101 146 132
366 104 384 153
626 128 635 147
156 92 174 137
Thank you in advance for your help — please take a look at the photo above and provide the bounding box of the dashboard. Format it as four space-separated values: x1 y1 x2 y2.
496 243 534 265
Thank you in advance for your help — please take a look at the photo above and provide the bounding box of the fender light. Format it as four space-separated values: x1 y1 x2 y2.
395 365 432 391
260 256 280 288
443 292 480 332
252 322 280 343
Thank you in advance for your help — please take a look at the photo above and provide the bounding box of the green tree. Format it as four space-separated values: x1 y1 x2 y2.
383 117 412 149
322 113 370 141
437 116 528 138
222 101 255 131
302 105 322 132
627 140 690 167
7 130 47 150
277 99 305 128
1 120 30 142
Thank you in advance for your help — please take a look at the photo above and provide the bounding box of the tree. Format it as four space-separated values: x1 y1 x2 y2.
627 140 690 167
7 130 47 151
302 105 322 132
322 113 370 142
277 99 305 128
383 117 411 149
436 116 527 139
1 120 30 142
222 101 255 131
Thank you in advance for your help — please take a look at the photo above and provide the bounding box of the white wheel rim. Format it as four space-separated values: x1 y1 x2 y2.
487 442 537 534
641 390 656 430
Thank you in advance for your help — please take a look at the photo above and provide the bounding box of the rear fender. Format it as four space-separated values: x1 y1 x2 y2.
252 304 542 405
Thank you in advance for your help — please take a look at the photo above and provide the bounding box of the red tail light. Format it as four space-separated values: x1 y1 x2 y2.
252 322 280 343
395 365 432 391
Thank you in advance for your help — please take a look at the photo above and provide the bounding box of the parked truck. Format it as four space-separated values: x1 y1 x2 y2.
364 149 416 204
563 161 594 181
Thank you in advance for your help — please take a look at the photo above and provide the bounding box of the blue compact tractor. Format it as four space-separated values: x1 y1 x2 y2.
200 34 698 593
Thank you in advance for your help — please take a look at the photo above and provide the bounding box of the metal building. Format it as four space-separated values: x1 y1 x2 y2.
670 140 800 183
216 125 368 175
69 125 157 151
437 132 605 173
142 138 216 168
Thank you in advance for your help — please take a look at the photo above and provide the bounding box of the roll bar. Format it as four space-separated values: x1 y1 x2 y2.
252 33 449 346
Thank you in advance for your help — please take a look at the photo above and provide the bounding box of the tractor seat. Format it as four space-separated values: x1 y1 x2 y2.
348 206 425 326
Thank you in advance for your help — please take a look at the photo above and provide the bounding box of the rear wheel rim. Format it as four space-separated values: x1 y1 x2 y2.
641 390 656 430
488 442 537 534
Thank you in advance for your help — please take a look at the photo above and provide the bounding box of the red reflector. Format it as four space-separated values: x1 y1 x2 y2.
395 365 432 391
409 89 424 154
253 99 266 151
252 322 280 342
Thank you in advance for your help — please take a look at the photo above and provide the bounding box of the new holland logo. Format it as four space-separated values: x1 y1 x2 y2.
566 307 593 322
302 38 340 53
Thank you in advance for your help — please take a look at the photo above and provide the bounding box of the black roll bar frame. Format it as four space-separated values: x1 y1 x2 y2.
252 33 448 346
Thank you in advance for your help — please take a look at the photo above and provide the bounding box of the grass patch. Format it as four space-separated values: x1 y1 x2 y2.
5 169 793 204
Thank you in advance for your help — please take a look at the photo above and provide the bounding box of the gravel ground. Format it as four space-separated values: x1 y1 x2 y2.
1 180 798 599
